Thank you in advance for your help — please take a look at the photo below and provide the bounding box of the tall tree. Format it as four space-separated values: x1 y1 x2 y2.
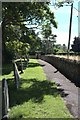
2 2 57 61
71 37 80 52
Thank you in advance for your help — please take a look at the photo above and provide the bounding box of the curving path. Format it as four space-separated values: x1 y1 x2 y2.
38 59 80 119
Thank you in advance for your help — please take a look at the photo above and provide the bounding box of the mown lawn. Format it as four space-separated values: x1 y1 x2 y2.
3 59 73 119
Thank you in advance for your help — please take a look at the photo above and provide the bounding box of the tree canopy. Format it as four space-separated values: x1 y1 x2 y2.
2 2 57 61
71 37 80 52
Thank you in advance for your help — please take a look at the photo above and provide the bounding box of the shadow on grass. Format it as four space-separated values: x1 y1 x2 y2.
2 63 13 75
28 62 45 68
15 61 44 74
7 78 68 108
2 61 45 76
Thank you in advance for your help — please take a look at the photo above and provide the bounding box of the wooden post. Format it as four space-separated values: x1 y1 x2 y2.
20 58 23 73
67 3 73 55
13 62 20 89
2 78 9 119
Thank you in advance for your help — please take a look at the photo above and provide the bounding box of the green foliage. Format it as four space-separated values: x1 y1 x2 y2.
41 34 57 54
55 0 73 8
71 36 80 52
2 2 57 41
5 40 30 59
53 44 67 54
42 23 52 38
2 2 57 61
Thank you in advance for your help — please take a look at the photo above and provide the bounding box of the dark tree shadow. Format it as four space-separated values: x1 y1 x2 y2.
54 70 58 73
2 61 45 76
2 63 13 75
7 78 69 108
28 62 45 68
16 60 28 71
16 61 45 74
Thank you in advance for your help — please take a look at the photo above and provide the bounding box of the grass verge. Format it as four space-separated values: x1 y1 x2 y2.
4 59 73 119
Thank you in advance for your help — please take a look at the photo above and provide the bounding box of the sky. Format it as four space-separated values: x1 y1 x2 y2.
49 1 78 47
78 1 80 37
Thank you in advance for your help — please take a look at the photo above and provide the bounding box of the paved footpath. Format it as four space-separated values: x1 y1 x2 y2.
0 81 2 120
38 59 80 119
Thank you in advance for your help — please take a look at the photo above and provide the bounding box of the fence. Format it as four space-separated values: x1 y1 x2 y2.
1 58 29 119
2 78 9 119
13 62 21 89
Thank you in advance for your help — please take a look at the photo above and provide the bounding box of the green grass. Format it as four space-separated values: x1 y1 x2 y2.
3 59 73 119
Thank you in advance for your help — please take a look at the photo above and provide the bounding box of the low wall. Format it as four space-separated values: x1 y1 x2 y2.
41 55 80 86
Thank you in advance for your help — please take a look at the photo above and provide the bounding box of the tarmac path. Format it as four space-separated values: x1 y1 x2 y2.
0 81 2 120
38 59 80 119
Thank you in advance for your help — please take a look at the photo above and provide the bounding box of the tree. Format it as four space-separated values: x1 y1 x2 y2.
53 44 67 54
5 40 30 59
41 23 52 39
54 0 73 7
2 2 57 61
71 37 80 52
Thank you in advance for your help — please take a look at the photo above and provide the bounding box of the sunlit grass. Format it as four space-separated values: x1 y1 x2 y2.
21 59 46 81
7 59 72 119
